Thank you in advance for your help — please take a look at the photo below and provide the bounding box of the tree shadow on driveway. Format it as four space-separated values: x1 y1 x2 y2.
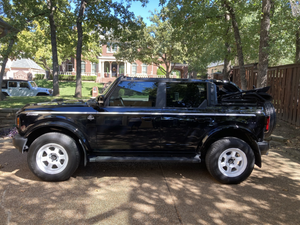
1 140 300 225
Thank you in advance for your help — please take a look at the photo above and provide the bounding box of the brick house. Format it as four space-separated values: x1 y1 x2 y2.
59 44 189 83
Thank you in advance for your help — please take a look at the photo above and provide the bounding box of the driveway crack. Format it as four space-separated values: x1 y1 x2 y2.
0 187 12 225
159 163 183 225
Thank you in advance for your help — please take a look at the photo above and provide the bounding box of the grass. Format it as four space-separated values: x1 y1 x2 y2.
0 80 104 109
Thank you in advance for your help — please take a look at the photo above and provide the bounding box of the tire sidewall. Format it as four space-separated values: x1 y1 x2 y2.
206 137 255 184
27 132 80 181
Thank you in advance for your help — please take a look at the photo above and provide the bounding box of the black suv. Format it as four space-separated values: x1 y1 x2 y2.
13 77 276 184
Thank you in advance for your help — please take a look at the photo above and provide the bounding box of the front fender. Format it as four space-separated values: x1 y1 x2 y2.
23 120 90 166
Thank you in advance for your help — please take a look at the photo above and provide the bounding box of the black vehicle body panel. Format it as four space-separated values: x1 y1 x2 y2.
13 77 272 168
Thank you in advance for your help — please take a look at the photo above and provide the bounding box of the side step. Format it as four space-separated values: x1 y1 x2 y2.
89 155 201 163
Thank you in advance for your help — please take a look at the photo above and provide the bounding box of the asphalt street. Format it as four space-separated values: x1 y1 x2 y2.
0 138 300 225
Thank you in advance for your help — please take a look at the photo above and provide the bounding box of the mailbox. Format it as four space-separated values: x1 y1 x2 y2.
92 86 98 97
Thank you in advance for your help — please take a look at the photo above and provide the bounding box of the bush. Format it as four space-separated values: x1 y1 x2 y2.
34 74 45 80
47 75 97 81
157 66 166 76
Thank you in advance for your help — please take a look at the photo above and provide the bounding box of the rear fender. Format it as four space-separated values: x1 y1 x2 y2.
199 126 262 167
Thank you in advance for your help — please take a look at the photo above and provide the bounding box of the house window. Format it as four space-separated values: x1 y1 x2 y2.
67 63 73 71
81 61 86 74
132 63 137 75
119 63 124 75
107 42 117 53
92 63 97 74
104 62 110 74
142 64 147 74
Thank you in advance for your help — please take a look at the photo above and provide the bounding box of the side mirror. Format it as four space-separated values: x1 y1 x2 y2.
97 95 104 106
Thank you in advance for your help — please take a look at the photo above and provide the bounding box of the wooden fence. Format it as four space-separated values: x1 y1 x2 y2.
232 63 300 127
0 108 19 129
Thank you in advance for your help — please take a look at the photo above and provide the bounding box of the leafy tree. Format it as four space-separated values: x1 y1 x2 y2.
257 0 273 88
114 9 187 78
0 0 23 100
72 0 148 98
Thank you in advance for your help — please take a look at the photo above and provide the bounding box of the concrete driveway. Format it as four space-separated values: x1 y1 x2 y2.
0 138 300 225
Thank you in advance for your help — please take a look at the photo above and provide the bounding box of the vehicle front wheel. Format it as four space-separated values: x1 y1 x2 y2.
27 133 80 181
205 137 255 184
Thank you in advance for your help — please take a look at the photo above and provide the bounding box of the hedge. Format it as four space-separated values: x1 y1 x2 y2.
34 74 97 81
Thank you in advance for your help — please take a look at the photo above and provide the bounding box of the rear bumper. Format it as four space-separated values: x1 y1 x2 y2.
12 134 27 153
258 141 269 155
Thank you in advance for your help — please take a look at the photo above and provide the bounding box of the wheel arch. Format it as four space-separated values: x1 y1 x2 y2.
199 126 262 167
25 122 90 166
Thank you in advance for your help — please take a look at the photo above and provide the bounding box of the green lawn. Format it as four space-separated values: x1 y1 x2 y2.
0 81 104 109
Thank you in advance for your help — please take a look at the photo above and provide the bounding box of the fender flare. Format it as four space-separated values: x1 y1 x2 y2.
25 121 90 166
200 125 262 167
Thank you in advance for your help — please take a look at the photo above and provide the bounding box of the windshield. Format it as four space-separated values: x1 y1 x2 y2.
30 81 37 87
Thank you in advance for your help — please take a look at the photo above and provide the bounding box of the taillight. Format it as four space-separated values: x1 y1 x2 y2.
265 116 270 132
16 117 20 128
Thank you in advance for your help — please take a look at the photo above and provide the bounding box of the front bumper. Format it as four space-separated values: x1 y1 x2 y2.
12 134 28 153
258 141 269 155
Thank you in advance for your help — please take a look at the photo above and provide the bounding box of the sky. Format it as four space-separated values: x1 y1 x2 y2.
128 0 163 25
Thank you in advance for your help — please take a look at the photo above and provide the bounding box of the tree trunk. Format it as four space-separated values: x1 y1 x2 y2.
48 0 59 96
224 0 247 90
295 28 300 64
0 39 14 101
257 0 272 88
75 0 87 98
223 13 231 81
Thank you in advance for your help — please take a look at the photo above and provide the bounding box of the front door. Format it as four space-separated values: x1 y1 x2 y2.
92 80 161 154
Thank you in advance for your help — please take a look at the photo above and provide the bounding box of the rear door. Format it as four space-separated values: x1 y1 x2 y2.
161 82 210 154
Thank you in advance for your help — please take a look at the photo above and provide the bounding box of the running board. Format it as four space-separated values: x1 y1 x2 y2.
89 155 201 163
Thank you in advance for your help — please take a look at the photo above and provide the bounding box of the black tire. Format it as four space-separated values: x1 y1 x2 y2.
264 101 276 138
205 137 255 184
27 132 80 181
36 93 50 96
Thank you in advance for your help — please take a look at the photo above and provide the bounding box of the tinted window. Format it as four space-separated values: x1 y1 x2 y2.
109 81 158 107
8 82 17 88
166 82 207 108
20 82 29 88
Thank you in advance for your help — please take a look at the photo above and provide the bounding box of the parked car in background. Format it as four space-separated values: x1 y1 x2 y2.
13 76 276 184
1 79 52 97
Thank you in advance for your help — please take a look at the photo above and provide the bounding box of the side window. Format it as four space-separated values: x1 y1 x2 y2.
109 81 158 107
8 82 17 88
166 82 207 108
20 82 29 88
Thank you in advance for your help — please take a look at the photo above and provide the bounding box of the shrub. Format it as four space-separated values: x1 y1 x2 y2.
46 75 96 81
34 74 45 80
157 66 166 76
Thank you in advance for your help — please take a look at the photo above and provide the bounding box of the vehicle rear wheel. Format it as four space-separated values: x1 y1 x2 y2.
27 132 80 181
205 137 255 184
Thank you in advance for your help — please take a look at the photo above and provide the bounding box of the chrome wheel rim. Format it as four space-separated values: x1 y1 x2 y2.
36 143 69 174
218 148 247 177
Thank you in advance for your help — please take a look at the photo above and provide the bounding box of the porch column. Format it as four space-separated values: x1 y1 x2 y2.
101 61 104 78
117 63 119 76
98 59 102 77
109 61 112 77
